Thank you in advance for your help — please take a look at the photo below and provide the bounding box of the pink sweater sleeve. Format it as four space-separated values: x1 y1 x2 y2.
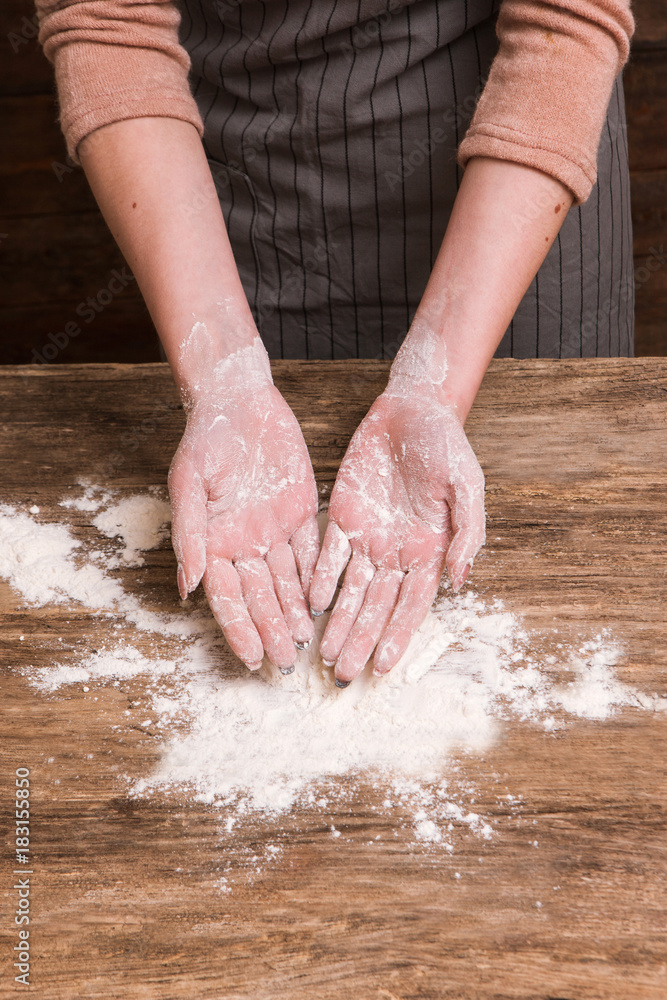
36 0 203 162
458 0 634 204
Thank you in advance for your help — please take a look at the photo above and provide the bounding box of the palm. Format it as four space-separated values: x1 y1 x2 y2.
169 384 320 671
310 390 485 684
329 394 453 567
200 388 316 559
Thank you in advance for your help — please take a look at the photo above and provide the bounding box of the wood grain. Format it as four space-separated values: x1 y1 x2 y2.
0 95 92 217
0 1 52 97
632 0 667 48
624 50 667 172
635 256 667 356
0 301 160 365
0 360 665 999
630 169 667 254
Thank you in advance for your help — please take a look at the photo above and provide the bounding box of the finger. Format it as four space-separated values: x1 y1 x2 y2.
335 568 404 685
289 515 321 602
445 468 486 592
168 452 207 598
265 542 315 648
203 556 264 668
373 562 444 676
319 553 375 665
309 521 352 614
235 557 297 670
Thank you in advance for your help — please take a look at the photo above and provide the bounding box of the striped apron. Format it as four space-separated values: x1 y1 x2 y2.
178 0 634 359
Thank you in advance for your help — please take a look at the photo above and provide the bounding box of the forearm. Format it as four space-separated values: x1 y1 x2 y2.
395 156 573 418
78 117 259 403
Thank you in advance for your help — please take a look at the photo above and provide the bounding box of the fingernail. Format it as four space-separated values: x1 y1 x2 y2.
295 639 311 650
245 661 263 671
321 657 336 668
454 562 472 593
334 678 351 689
310 607 324 617
177 564 187 601
280 665 295 675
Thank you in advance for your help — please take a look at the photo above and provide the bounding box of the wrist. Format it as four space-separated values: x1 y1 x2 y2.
386 320 472 422
168 322 273 413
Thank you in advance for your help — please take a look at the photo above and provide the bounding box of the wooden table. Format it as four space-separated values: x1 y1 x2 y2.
1 359 665 1000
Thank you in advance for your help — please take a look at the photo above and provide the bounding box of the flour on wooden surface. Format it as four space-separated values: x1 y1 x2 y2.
92 494 171 566
0 493 664 855
59 481 110 512
0 501 194 637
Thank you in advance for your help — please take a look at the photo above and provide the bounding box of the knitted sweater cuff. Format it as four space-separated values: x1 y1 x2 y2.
458 0 634 205
53 43 204 162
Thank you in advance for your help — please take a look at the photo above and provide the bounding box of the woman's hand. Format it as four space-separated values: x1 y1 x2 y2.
168 344 320 673
77 120 322 672
307 156 574 688
308 383 485 686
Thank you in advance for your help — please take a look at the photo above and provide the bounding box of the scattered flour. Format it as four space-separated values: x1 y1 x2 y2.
0 504 124 608
1 493 664 858
30 646 179 693
59 481 111 513
92 495 171 566
131 597 658 838
0 502 194 638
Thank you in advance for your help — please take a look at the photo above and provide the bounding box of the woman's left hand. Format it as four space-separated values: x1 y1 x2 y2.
308 386 485 685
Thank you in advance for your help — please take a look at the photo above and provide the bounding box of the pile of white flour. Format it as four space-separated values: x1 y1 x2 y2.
60 482 171 566
0 488 663 854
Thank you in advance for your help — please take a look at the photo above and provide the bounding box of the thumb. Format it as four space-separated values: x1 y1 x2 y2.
444 464 486 593
168 451 207 598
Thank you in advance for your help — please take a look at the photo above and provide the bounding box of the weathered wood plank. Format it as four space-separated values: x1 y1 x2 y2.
635 310 667 356
0 96 91 217
0 301 159 364
630 168 667 255
0 0 53 97
0 359 665 998
624 50 667 172
635 255 667 355
0 211 135 305
632 0 667 48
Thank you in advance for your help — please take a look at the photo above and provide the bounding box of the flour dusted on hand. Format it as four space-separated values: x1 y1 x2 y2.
388 318 449 393
178 321 273 410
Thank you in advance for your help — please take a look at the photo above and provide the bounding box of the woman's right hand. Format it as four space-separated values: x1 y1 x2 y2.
75 118 320 671
168 339 320 673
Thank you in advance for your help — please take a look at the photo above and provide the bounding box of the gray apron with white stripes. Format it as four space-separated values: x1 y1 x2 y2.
179 0 634 359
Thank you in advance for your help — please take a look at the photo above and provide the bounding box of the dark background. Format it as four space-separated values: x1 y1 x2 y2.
1 0 665 364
